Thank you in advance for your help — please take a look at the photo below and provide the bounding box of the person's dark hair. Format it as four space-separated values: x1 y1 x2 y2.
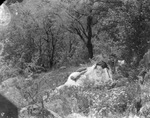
96 61 109 69
109 54 117 59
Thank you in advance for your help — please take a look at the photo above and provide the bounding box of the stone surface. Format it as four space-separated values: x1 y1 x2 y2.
0 77 28 108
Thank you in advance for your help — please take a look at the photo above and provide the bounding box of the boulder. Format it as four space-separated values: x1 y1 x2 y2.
0 77 28 108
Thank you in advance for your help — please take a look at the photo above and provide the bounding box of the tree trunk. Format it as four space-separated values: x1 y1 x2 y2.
49 52 54 68
86 41 93 59
86 15 93 59
49 36 57 68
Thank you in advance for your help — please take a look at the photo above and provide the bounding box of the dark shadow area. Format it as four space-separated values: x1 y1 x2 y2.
5 0 24 5
0 0 5 5
0 94 18 118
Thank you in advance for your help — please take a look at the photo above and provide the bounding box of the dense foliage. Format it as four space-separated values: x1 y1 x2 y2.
1 0 150 118
1 0 150 70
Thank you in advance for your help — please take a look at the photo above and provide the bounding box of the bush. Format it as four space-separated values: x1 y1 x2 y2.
0 64 19 82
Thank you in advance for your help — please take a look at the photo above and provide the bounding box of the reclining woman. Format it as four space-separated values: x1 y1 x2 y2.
56 61 113 89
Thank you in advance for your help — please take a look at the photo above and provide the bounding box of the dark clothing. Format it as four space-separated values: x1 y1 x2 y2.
108 60 116 74
76 67 87 72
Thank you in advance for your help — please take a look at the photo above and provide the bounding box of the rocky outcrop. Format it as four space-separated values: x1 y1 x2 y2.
0 77 28 108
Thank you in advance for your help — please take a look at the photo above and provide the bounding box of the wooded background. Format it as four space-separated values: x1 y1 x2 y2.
1 0 150 75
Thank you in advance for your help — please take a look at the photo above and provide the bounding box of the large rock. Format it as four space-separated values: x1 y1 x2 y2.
0 77 28 108
2 86 27 107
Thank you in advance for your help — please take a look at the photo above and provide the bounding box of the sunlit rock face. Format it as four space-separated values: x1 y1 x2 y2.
0 3 11 27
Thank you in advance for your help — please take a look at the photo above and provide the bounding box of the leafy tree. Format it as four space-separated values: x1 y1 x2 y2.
59 0 129 60
60 0 99 59
3 0 150 70
94 0 150 65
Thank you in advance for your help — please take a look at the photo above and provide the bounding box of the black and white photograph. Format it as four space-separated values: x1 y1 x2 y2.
0 0 150 118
